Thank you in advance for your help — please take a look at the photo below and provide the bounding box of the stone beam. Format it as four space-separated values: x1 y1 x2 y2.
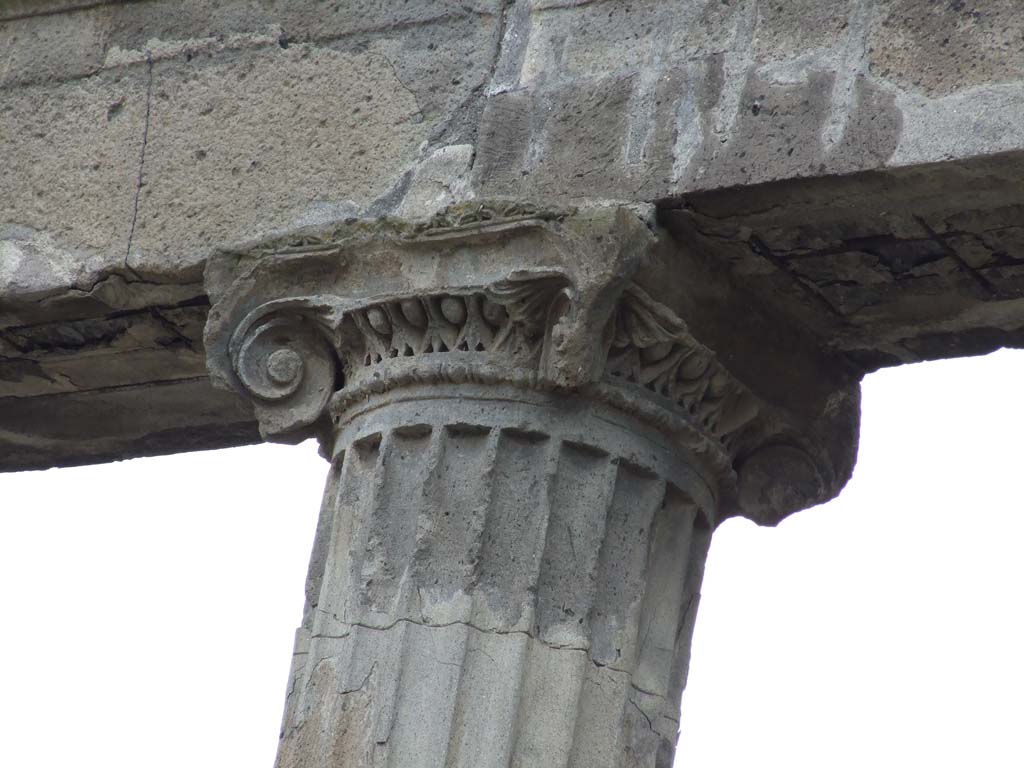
660 152 1024 370
6 153 1022 470
0 274 259 470
5 1 1024 471
203 204 859 765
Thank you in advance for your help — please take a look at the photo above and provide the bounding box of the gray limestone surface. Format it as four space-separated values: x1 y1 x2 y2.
5 3 1022 765
3 0 1024 468
5 0 1022 280
277 389 712 768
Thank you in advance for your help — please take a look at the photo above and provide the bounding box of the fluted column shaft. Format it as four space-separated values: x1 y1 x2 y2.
277 385 713 768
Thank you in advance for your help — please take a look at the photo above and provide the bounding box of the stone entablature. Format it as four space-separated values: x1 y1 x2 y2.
4 0 1023 474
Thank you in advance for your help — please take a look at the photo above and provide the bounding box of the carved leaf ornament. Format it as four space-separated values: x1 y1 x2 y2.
605 284 759 442
344 271 573 373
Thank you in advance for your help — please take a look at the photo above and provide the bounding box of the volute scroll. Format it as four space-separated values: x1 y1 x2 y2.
227 301 339 442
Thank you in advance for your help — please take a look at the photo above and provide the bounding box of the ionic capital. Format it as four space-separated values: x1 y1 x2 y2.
204 202 858 525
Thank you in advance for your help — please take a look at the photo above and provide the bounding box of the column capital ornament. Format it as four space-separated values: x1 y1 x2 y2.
205 202 858 526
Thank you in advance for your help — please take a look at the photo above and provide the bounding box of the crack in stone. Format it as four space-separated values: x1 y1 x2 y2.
0 323 128 356
9 293 206 334
369 53 421 121
125 50 153 266
305 621 677 734
0 375 216 403
0 0 129 23
4 9 504 90
629 697 654 734
148 308 199 353
914 214 998 297
746 233 848 319
339 662 377 696
316 613 540 644
5 271 203 313
312 612 681 689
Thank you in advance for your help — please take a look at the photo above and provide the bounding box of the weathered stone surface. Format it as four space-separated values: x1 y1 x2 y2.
0 376 257 471
276 391 711 768
1 72 147 275
131 45 423 273
204 205 858 517
869 0 1024 99
0 303 205 397
1 0 501 298
660 154 1024 370
8 3 1024 762
203 204 859 765
6 0 1023 285
0 6 111 87
474 0 1024 198
4 0 1024 469
1 1 504 468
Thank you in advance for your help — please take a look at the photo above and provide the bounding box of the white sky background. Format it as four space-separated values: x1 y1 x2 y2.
2 350 1023 767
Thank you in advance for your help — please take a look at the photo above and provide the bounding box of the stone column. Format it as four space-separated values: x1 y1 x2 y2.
204 204 860 767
